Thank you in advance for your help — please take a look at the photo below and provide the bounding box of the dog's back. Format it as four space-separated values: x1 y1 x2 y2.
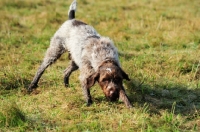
50 1 101 67
51 0 119 69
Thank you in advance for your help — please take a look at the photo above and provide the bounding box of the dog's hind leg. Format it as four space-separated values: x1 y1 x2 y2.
64 60 78 87
28 37 66 92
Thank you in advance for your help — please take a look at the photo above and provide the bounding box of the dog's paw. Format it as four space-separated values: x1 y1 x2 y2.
64 83 69 88
27 83 38 93
127 104 133 108
86 99 93 106
64 77 69 87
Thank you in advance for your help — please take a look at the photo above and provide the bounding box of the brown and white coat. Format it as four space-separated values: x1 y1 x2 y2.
28 0 132 108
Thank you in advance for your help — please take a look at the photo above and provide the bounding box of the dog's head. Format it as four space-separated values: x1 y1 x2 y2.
87 60 130 101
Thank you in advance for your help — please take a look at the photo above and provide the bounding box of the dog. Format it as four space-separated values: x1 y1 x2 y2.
28 0 132 108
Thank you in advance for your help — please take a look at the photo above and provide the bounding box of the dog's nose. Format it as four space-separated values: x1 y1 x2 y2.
110 90 114 95
107 86 114 94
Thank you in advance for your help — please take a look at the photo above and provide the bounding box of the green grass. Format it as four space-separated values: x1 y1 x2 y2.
0 0 200 131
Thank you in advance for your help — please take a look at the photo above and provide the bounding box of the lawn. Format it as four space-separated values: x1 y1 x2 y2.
0 0 200 131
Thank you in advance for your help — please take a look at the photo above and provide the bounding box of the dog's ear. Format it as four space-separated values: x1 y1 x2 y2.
120 68 130 81
86 72 100 88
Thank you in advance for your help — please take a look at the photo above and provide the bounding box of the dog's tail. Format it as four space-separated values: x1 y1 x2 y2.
68 0 77 20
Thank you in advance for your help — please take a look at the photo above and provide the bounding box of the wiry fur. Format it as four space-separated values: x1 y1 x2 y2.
28 0 132 108
68 0 77 15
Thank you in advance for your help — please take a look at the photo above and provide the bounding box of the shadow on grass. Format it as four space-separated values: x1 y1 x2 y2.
125 79 200 117
0 76 31 96
0 78 31 90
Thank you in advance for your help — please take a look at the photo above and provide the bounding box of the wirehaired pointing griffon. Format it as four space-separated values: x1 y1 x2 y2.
28 0 132 108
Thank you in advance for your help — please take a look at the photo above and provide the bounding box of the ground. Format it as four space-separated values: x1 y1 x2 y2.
0 0 200 131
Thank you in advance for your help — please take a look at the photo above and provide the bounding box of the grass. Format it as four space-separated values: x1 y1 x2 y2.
0 101 26 128
0 0 200 131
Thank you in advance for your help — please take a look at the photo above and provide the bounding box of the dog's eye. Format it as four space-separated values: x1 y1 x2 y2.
102 78 110 82
113 78 121 83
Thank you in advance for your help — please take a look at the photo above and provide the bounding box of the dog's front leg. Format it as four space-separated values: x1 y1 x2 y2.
119 87 132 108
81 82 93 106
79 61 95 106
